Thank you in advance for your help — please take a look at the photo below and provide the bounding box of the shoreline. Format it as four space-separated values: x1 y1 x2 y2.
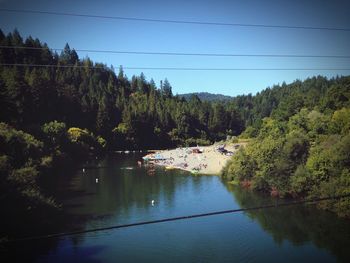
142 143 244 175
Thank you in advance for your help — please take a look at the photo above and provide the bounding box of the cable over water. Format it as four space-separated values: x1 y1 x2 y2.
3 194 350 243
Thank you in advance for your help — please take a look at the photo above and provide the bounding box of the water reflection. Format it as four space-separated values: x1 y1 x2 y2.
225 183 350 262
55 153 227 229
3 154 350 262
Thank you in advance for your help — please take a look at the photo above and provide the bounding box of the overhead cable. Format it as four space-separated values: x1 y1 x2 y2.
1 63 350 71
1 8 349 32
1 45 350 59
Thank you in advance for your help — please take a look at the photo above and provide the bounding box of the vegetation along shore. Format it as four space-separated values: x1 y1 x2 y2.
0 29 349 240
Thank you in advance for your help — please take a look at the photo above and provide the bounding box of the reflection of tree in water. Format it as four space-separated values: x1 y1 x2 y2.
225 183 350 262
3 154 182 261
146 163 156 176
57 154 181 219
58 154 184 225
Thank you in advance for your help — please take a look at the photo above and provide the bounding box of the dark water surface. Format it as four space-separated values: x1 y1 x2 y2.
8 154 350 262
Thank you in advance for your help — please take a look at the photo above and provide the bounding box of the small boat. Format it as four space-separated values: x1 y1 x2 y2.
165 166 175 170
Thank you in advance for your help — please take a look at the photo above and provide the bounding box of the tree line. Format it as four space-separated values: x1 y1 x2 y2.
0 29 245 150
0 29 349 238
222 77 350 218
0 29 243 238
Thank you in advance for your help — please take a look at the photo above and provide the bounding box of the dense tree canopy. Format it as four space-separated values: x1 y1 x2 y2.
0 29 349 237
223 106 350 217
0 29 246 149
2 29 349 150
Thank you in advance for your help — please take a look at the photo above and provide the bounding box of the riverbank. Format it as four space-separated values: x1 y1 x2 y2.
142 143 245 175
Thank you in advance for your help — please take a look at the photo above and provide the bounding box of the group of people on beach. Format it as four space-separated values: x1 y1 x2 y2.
143 147 210 173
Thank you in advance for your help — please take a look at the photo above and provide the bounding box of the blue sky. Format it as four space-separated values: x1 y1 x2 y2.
1 0 350 96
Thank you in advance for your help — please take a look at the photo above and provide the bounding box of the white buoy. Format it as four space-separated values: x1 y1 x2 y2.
95 178 99 183
151 200 155 206
82 168 85 173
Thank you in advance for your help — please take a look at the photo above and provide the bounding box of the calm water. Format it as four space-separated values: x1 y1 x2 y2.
8 154 350 262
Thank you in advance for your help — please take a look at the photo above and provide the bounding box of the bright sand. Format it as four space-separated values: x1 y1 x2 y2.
143 143 244 175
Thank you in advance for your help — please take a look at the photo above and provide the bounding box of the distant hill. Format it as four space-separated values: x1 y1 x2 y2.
178 92 233 102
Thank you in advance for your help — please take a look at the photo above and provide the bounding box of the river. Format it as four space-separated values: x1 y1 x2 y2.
7 153 350 262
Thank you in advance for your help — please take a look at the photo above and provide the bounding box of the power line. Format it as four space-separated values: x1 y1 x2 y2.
0 63 109 69
1 63 350 71
123 67 350 71
1 8 349 32
2 45 350 59
4 194 350 243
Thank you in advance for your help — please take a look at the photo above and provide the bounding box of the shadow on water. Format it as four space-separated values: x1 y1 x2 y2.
3 153 350 262
224 182 350 262
1 152 185 261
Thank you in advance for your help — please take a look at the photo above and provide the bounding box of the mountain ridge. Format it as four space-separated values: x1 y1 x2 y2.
178 92 233 102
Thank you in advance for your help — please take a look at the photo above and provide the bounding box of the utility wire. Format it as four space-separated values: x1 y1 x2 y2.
1 45 350 59
1 63 350 71
3 194 350 243
1 8 349 32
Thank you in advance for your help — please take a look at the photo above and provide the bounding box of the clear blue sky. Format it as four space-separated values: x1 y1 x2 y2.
1 0 350 96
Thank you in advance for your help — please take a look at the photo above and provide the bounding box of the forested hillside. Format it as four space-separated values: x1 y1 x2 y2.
222 79 350 217
1 29 349 150
0 29 245 236
0 28 349 234
179 92 232 102
0 29 246 150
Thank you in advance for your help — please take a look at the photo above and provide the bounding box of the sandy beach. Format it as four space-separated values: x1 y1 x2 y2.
142 143 244 175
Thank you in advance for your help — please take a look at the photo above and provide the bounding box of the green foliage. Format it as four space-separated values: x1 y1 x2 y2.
330 107 350 135
67 127 104 155
9 166 38 185
1 29 350 219
67 127 91 143
184 137 211 147
0 124 59 237
305 134 350 195
312 169 350 218
239 126 258 138
222 148 255 182
113 122 130 135
40 155 53 169
258 118 285 139
97 136 107 148
0 30 247 149
42 121 66 139
224 106 350 217
180 92 232 102
3 30 349 150
42 121 67 149
226 135 238 143
0 122 43 168
290 165 310 195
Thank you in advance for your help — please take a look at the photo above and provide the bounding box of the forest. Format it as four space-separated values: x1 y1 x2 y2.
222 79 350 217
0 29 349 238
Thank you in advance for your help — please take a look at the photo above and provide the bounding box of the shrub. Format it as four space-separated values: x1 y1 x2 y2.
42 121 67 148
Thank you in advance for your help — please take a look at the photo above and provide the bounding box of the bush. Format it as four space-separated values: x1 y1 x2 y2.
0 122 43 168
290 165 310 195
310 169 350 218
239 126 258 138
330 107 350 135
67 127 105 156
42 121 67 149
222 107 350 217
97 136 107 148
